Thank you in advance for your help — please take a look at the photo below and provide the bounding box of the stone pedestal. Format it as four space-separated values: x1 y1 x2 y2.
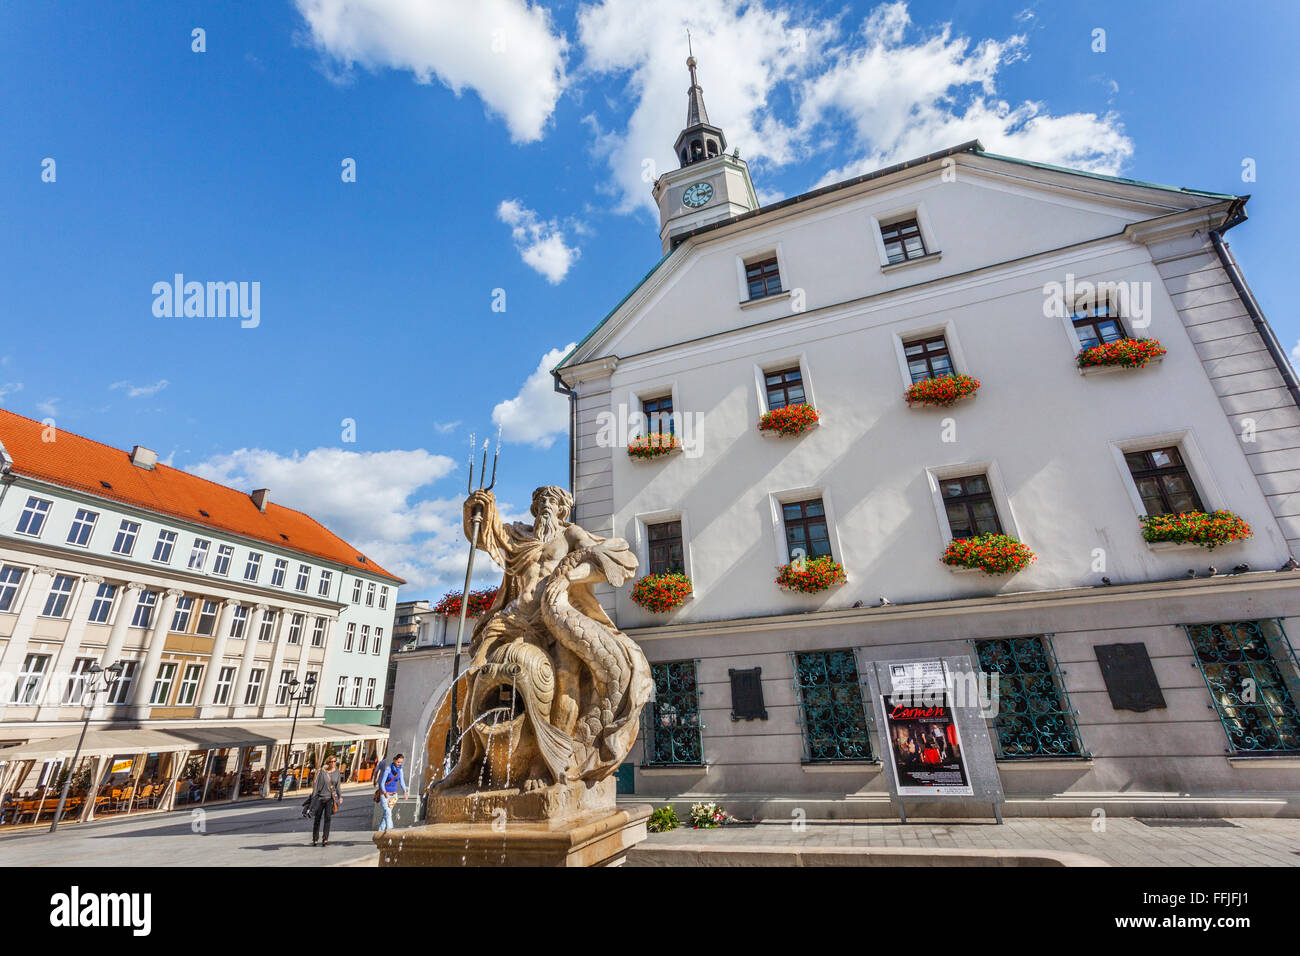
373 804 652 867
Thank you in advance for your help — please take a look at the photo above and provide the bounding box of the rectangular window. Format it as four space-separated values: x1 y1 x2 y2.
366 582 376 607
903 334 955 383
149 662 177 705
334 676 348 706
344 622 356 652
782 498 831 561
275 669 295 706
793 650 873 761
257 612 277 642
350 676 363 708
171 596 194 633
1185 619 1300 755
196 599 219 636
641 394 674 435
214 666 235 705
351 579 363 603
647 520 685 575
940 474 1003 540
365 677 377 707
379 586 389 610
359 625 371 655
64 657 97 705
0 565 25 612
244 552 263 582
112 520 140 556
229 605 248 639
641 660 703 766
15 496 52 537
373 627 384 655
188 538 211 571
41 574 76 618
131 590 158 629
1124 447 1205 516
881 217 927 264
744 256 783 300
1072 298 1126 350
212 544 233 576
88 582 117 624
244 668 265 705
153 529 177 563
311 617 326 647
287 613 304 645
318 569 332 598
271 559 288 588
975 637 1086 758
295 564 310 592
764 366 805 411
13 653 51 704
176 664 203 705
66 508 99 547
106 661 137 705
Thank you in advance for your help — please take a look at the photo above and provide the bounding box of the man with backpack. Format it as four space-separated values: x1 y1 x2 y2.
374 753 408 833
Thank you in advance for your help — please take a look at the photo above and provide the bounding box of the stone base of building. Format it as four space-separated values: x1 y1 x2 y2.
373 803 652 867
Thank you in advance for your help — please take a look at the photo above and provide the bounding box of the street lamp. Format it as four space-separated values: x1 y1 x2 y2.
276 673 316 800
49 661 123 833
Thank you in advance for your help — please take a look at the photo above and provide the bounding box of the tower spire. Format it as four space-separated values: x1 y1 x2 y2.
673 47 726 168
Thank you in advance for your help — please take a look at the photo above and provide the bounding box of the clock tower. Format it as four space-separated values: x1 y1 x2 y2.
653 54 760 253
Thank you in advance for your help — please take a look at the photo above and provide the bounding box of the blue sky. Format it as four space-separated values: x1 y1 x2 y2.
2 0 1297 598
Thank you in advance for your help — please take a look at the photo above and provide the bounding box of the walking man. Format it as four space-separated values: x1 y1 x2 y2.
375 753 408 833
309 754 342 847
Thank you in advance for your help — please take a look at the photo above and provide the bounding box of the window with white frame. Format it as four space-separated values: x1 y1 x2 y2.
66 508 99 547
12 653 51 704
373 627 383 655
275 669 295 706
350 676 363 707
153 529 177 563
88 582 117 624
294 564 310 592
229 605 248 639
64 657 96 705
271 559 288 588
214 666 235 705
365 677 377 707
15 496 52 537
244 552 263 582
42 575 77 618
311 617 326 647
366 582 376 607
318 569 332 598
244 668 265 705
188 538 210 571
171 596 194 633
359 625 370 655
257 611 276 642
106 661 137 704
212 544 233 576
379 586 389 610
131 590 158 628
344 623 356 652
0 565 24 612
149 662 177 705
287 613 304 644
176 664 203 705
351 578 363 603
112 520 140 556
334 676 348 706
196 599 219 636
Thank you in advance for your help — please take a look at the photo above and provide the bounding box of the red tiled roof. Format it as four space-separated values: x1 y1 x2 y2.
0 409 403 583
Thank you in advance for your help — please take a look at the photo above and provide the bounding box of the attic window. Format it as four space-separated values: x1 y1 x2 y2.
100 481 113 489
199 510 210 517
280 533 289 541
357 556 367 564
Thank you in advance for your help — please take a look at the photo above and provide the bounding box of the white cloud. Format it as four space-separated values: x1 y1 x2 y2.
576 0 1133 212
35 398 58 417
110 379 169 398
293 0 568 143
497 199 582 283
0 383 22 404
492 344 576 448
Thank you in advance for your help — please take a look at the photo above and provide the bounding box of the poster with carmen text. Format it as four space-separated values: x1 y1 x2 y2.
882 692 974 797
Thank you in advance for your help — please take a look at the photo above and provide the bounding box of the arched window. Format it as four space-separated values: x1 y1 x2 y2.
707 139 719 157
690 139 703 161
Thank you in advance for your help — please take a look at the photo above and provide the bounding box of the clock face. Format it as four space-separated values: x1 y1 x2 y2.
681 181 714 208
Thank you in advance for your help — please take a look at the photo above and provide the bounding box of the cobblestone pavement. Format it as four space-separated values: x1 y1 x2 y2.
0 785 379 867
639 817 1300 866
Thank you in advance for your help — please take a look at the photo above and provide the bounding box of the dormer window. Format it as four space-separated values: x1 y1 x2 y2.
881 217 927 264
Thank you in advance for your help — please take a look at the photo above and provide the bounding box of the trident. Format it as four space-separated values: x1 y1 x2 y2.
445 428 500 766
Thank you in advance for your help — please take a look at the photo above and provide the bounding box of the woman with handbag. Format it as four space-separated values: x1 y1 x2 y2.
309 754 342 847
375 753 408 833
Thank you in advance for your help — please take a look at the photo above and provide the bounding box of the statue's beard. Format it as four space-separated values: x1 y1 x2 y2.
533 512 563 543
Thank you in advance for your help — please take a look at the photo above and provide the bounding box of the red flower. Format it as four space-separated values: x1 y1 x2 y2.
432 587 499 617
775 556 846 593
758 403 821 436
1139 511 1252 550
630 572 693 613
1077 337 1167 369
942 534 1035 575
627 432 679 460
905 373 981 407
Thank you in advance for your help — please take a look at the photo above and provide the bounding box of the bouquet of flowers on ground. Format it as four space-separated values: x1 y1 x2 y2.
689 801 734 829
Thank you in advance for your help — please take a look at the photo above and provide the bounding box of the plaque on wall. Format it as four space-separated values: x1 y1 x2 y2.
1095 642 1166 713
728 667 768 721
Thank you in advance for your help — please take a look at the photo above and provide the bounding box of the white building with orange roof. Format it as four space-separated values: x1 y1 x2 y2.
0 409 401 828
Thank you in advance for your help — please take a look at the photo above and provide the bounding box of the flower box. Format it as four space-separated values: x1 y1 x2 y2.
905 373 980 408
1077 337 1166 370
630 572 693 612
758 403 820 436
775 556 846 593
1139 510 1252 550
627 432 679 460
941 534 1035 575
432 587 499 617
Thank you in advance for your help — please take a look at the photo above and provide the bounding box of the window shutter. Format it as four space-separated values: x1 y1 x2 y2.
729 667 768 721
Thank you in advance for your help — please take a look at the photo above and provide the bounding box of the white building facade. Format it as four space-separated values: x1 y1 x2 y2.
554 61 1300 818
